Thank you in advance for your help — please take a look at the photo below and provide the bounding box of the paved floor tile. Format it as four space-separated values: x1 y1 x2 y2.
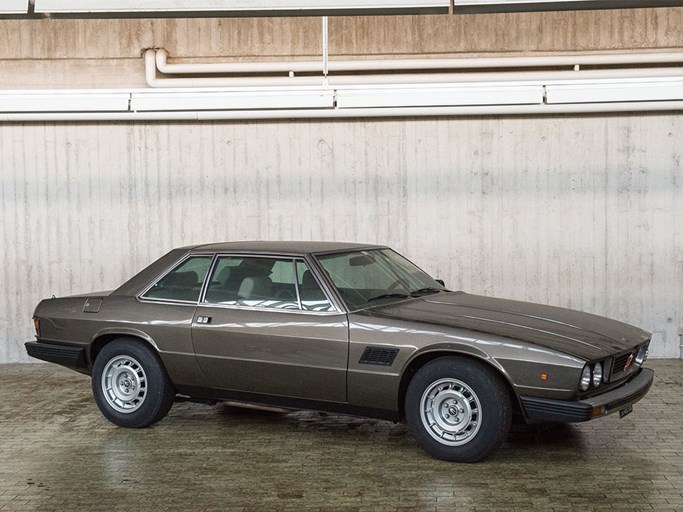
0 361 680 511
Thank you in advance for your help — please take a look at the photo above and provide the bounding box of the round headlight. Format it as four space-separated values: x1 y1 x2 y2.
592 362 603 387
635 346 648 365
580 365 591 391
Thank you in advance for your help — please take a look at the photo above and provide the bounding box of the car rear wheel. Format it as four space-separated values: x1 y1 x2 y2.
405 356 511 462
92 338 175 428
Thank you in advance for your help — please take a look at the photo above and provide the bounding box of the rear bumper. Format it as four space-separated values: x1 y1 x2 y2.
520 367 654 423
25 340 88 369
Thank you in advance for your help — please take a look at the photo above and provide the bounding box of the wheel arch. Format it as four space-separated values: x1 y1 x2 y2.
397 348 523 420
89 328 161 368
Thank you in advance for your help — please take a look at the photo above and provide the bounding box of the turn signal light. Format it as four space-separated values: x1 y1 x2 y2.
591 406 605 418
33 318 40 338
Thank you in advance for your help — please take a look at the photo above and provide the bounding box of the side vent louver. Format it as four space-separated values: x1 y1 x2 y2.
359 346 399 366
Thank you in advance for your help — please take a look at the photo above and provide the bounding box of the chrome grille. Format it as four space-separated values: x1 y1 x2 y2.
610 346 642 381
612 352 633 374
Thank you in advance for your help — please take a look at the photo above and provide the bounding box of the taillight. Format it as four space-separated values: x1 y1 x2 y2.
33 318 40 338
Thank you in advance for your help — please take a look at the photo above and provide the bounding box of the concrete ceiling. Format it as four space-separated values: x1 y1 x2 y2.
2 0 683 18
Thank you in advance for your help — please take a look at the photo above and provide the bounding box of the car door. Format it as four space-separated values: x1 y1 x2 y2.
191 255 349 403
136 254 214 387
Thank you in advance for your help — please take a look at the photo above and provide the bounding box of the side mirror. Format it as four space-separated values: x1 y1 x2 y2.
435 279 445 287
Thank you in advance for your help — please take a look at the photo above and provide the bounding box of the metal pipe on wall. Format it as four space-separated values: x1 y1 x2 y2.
145 50 683 88
322 16 329 80
153 48 683 75
145 50 323 87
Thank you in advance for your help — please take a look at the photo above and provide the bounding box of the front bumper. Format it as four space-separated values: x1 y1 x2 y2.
25 340 88 369
520 367 654 423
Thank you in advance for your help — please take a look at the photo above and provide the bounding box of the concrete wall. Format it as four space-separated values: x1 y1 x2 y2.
1 114 681 362
1 9 682 361
1 9 683 88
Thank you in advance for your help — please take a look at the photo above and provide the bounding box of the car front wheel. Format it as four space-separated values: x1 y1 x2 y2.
92 338 175 428
405 356 511 462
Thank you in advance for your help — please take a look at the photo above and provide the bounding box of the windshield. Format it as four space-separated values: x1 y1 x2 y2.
315 248 446 310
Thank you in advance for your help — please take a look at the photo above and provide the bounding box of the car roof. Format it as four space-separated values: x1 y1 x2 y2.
189 241 387 256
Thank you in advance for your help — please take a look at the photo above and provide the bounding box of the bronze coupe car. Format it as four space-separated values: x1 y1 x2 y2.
26 242 654 462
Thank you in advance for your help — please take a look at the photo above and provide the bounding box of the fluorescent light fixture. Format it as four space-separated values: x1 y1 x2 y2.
546 79 683 104
130 89 335 111
0 0 28 14
2 77 682 117
336 84 543 108
0 92 130 112
34 0 447 13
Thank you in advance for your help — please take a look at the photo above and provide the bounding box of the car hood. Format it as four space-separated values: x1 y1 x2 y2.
369 291 650 361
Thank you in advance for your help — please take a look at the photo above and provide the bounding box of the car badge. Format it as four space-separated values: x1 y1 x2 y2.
624 353 634 370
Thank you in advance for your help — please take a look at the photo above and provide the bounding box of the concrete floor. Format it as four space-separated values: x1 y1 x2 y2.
0 361 681 512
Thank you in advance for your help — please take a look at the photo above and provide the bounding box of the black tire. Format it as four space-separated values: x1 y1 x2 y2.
92 338 175 428
405 356 512 462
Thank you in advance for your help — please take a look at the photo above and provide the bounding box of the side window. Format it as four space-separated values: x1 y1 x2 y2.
142 256 212 302
296 261 334 312
204 256 299 310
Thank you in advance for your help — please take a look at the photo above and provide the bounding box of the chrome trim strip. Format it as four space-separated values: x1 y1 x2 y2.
136 298 199 306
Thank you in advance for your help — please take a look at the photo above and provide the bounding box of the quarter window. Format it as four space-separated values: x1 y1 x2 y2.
142 256 212 302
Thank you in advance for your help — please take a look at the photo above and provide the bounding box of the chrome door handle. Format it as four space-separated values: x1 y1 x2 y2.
196 316 211 324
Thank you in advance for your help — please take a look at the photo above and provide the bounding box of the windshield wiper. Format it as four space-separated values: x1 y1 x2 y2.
367 292 409 303
410 287 443 297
